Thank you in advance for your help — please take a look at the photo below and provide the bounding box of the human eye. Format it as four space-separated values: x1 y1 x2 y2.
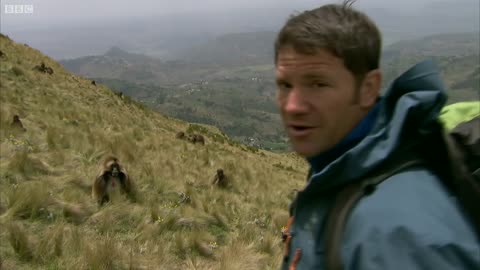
310 81 328 89
276 80 292 91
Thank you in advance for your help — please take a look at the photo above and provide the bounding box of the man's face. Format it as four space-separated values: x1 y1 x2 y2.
276 47 369 158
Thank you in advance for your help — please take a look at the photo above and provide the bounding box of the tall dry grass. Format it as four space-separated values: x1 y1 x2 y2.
0 33 307 269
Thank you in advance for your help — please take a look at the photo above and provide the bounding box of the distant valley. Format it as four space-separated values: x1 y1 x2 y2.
60 31 480 151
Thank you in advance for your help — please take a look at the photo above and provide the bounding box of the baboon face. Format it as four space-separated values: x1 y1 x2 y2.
217 169 224 177
106 160 120 177
13 115 20 121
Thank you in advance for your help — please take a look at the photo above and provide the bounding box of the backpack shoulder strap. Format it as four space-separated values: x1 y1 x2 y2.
324 154 423 270
421 120 480 238
324 118 480 270
441 128 480 238
450 116 480 170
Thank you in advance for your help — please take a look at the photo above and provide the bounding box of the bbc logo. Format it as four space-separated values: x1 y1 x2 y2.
4 5 34 14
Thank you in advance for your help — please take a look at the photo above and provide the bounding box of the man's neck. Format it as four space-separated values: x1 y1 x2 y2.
307 100 382 175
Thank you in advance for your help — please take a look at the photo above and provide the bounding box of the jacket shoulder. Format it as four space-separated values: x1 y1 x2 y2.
340 167 479 269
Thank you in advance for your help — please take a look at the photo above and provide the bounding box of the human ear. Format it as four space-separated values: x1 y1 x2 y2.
359 69 382 108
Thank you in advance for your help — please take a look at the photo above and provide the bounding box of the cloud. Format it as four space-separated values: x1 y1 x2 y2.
0 0 449 26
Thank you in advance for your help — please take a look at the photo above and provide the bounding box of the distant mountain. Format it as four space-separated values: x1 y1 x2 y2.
382 32 480 60
103 46 153 62
60 46 212 85
174 31 276 66
381 32 479 103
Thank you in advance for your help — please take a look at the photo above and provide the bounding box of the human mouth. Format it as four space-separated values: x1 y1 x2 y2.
288 125 315 137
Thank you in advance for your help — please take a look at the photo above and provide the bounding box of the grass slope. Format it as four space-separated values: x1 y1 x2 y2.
0 34 307 270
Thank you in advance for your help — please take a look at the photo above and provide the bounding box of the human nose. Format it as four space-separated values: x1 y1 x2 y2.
283 88 309 114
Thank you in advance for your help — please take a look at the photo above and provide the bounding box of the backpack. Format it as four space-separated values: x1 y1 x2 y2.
323 114 480 270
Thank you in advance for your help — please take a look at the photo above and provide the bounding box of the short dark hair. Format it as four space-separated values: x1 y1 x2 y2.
274 0 382 84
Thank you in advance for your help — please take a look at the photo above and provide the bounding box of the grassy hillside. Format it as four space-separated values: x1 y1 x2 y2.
92 68 283 150
0 33 308 270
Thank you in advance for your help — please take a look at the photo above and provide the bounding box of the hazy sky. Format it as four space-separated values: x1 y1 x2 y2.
1 0 477 59
2 0 474 30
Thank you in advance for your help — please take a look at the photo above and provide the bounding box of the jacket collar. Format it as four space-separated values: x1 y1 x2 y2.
307 100 382 176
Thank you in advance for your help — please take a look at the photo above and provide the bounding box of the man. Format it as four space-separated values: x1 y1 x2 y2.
275 1 479 270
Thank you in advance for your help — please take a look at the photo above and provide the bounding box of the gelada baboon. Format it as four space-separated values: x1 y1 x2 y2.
194 134 205 145
91 80 96 86
187 134 205 145
11 115 26 132
175 131 185 139
114 91 124 99
45 66 54 75
33 62 53 75
92 156 133 206
212 168 228 188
